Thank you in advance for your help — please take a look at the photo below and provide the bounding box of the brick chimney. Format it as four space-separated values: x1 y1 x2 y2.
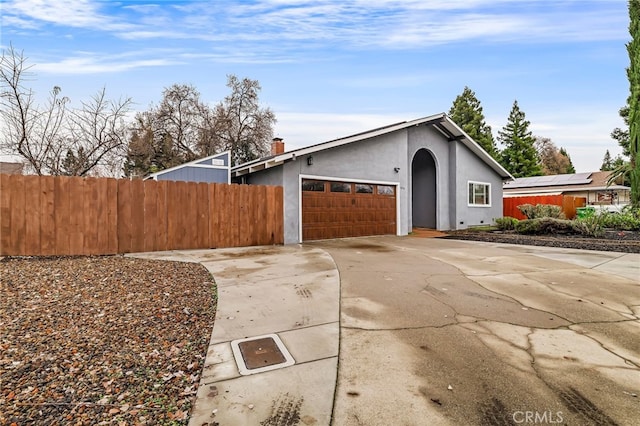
271 137 284 155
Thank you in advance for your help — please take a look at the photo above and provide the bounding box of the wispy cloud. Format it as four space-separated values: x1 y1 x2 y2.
4 0 627 49
35 52 180 74
4 0 132 31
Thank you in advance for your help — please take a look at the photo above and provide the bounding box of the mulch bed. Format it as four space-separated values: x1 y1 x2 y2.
441 229 640 253
0 255 217 426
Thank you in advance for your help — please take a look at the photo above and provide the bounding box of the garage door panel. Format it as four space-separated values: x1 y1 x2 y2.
302 179 396 241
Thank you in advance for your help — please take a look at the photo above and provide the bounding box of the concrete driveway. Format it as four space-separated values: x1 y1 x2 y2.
312 236 640 426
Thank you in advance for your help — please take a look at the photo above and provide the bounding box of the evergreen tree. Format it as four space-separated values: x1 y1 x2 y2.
498 100 542 177
600 150 614 171
448 86 498 158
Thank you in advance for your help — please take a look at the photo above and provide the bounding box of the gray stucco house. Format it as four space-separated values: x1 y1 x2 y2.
145 151 230 183
233 113 512 244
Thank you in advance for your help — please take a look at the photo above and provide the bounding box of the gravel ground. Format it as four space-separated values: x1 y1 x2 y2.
441 229 640 253
0 255 217 426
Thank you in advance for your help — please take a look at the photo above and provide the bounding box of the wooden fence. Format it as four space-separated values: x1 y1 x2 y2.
0 174 283 256
503 194 586 220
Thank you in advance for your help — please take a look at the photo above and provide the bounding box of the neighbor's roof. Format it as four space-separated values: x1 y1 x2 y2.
232 113 513 179
0 162 24 175
144 151 230 180
503 171 629 193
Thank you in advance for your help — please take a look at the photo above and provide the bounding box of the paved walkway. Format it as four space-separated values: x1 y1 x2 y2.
129 245 340 425
129 237 640 426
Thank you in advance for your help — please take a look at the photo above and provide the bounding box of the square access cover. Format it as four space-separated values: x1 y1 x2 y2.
231 333 295 375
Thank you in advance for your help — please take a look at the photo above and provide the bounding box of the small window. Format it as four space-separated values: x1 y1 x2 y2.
377 185 394 196
330 182 351 193
355 184 373 194
468 182 490 206
302 180 325 192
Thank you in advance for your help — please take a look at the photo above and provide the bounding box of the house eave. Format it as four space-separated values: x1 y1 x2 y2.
231 113 513 180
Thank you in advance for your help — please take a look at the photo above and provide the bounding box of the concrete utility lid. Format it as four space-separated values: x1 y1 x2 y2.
231 334 295 375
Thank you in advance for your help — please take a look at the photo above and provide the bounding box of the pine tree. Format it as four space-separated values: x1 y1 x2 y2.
498 100 542 177
559 148 576 173
600 150 614 171
448 86 498 158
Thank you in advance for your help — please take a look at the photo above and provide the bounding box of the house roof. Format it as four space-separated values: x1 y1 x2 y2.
0 162 24 175
231 113 513 179
503 171 629 194
144 151 230 180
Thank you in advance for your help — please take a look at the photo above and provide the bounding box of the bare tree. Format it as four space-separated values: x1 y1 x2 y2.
155 83 207 161
125 76 276 176
124 84 209 177
0 45 131 176
61 88 131 176
201 75 276 166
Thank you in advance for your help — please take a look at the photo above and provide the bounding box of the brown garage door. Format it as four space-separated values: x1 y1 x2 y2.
302 179 396 241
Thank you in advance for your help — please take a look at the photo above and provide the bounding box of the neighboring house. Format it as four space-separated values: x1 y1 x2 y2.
503 171 630 206
232 113 513 244
0 162 24 175
144 152 231 184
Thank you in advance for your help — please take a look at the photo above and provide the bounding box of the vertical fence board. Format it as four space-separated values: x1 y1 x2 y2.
196 183 209 249
53 177 70 255
129 179 145 253
215 184 227 247
239 184 249 247
39 176 56 256
254 185 265 245
82 178 99 255
156 181 168 251
117 179 132 253
144 180 158 252
231 184 241 247
105 179 118 254
185 181 198 249
166 180 179 250
0 174 12 255
24 175 41 255
9 175 26 255
208 183 218 248
95 178 109 254
68 178 85 255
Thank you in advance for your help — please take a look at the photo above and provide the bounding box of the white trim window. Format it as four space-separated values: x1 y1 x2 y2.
468 181 491 207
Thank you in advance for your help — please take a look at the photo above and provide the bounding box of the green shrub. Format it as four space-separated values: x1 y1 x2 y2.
514 217 575 235
495 216 519 230
597 208 640 231
517 204 565 219
573 214 605 237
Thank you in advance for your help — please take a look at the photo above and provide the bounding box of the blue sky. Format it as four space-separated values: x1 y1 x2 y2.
0 0 630 172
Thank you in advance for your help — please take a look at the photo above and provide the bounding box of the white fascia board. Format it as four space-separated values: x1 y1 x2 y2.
182 164 230 170
441 117 513 180
233 114 448 177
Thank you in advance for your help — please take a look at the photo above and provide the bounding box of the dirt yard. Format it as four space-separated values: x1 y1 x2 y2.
0 255 217 425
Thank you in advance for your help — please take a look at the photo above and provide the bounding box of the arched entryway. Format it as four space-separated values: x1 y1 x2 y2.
411 149 437 229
